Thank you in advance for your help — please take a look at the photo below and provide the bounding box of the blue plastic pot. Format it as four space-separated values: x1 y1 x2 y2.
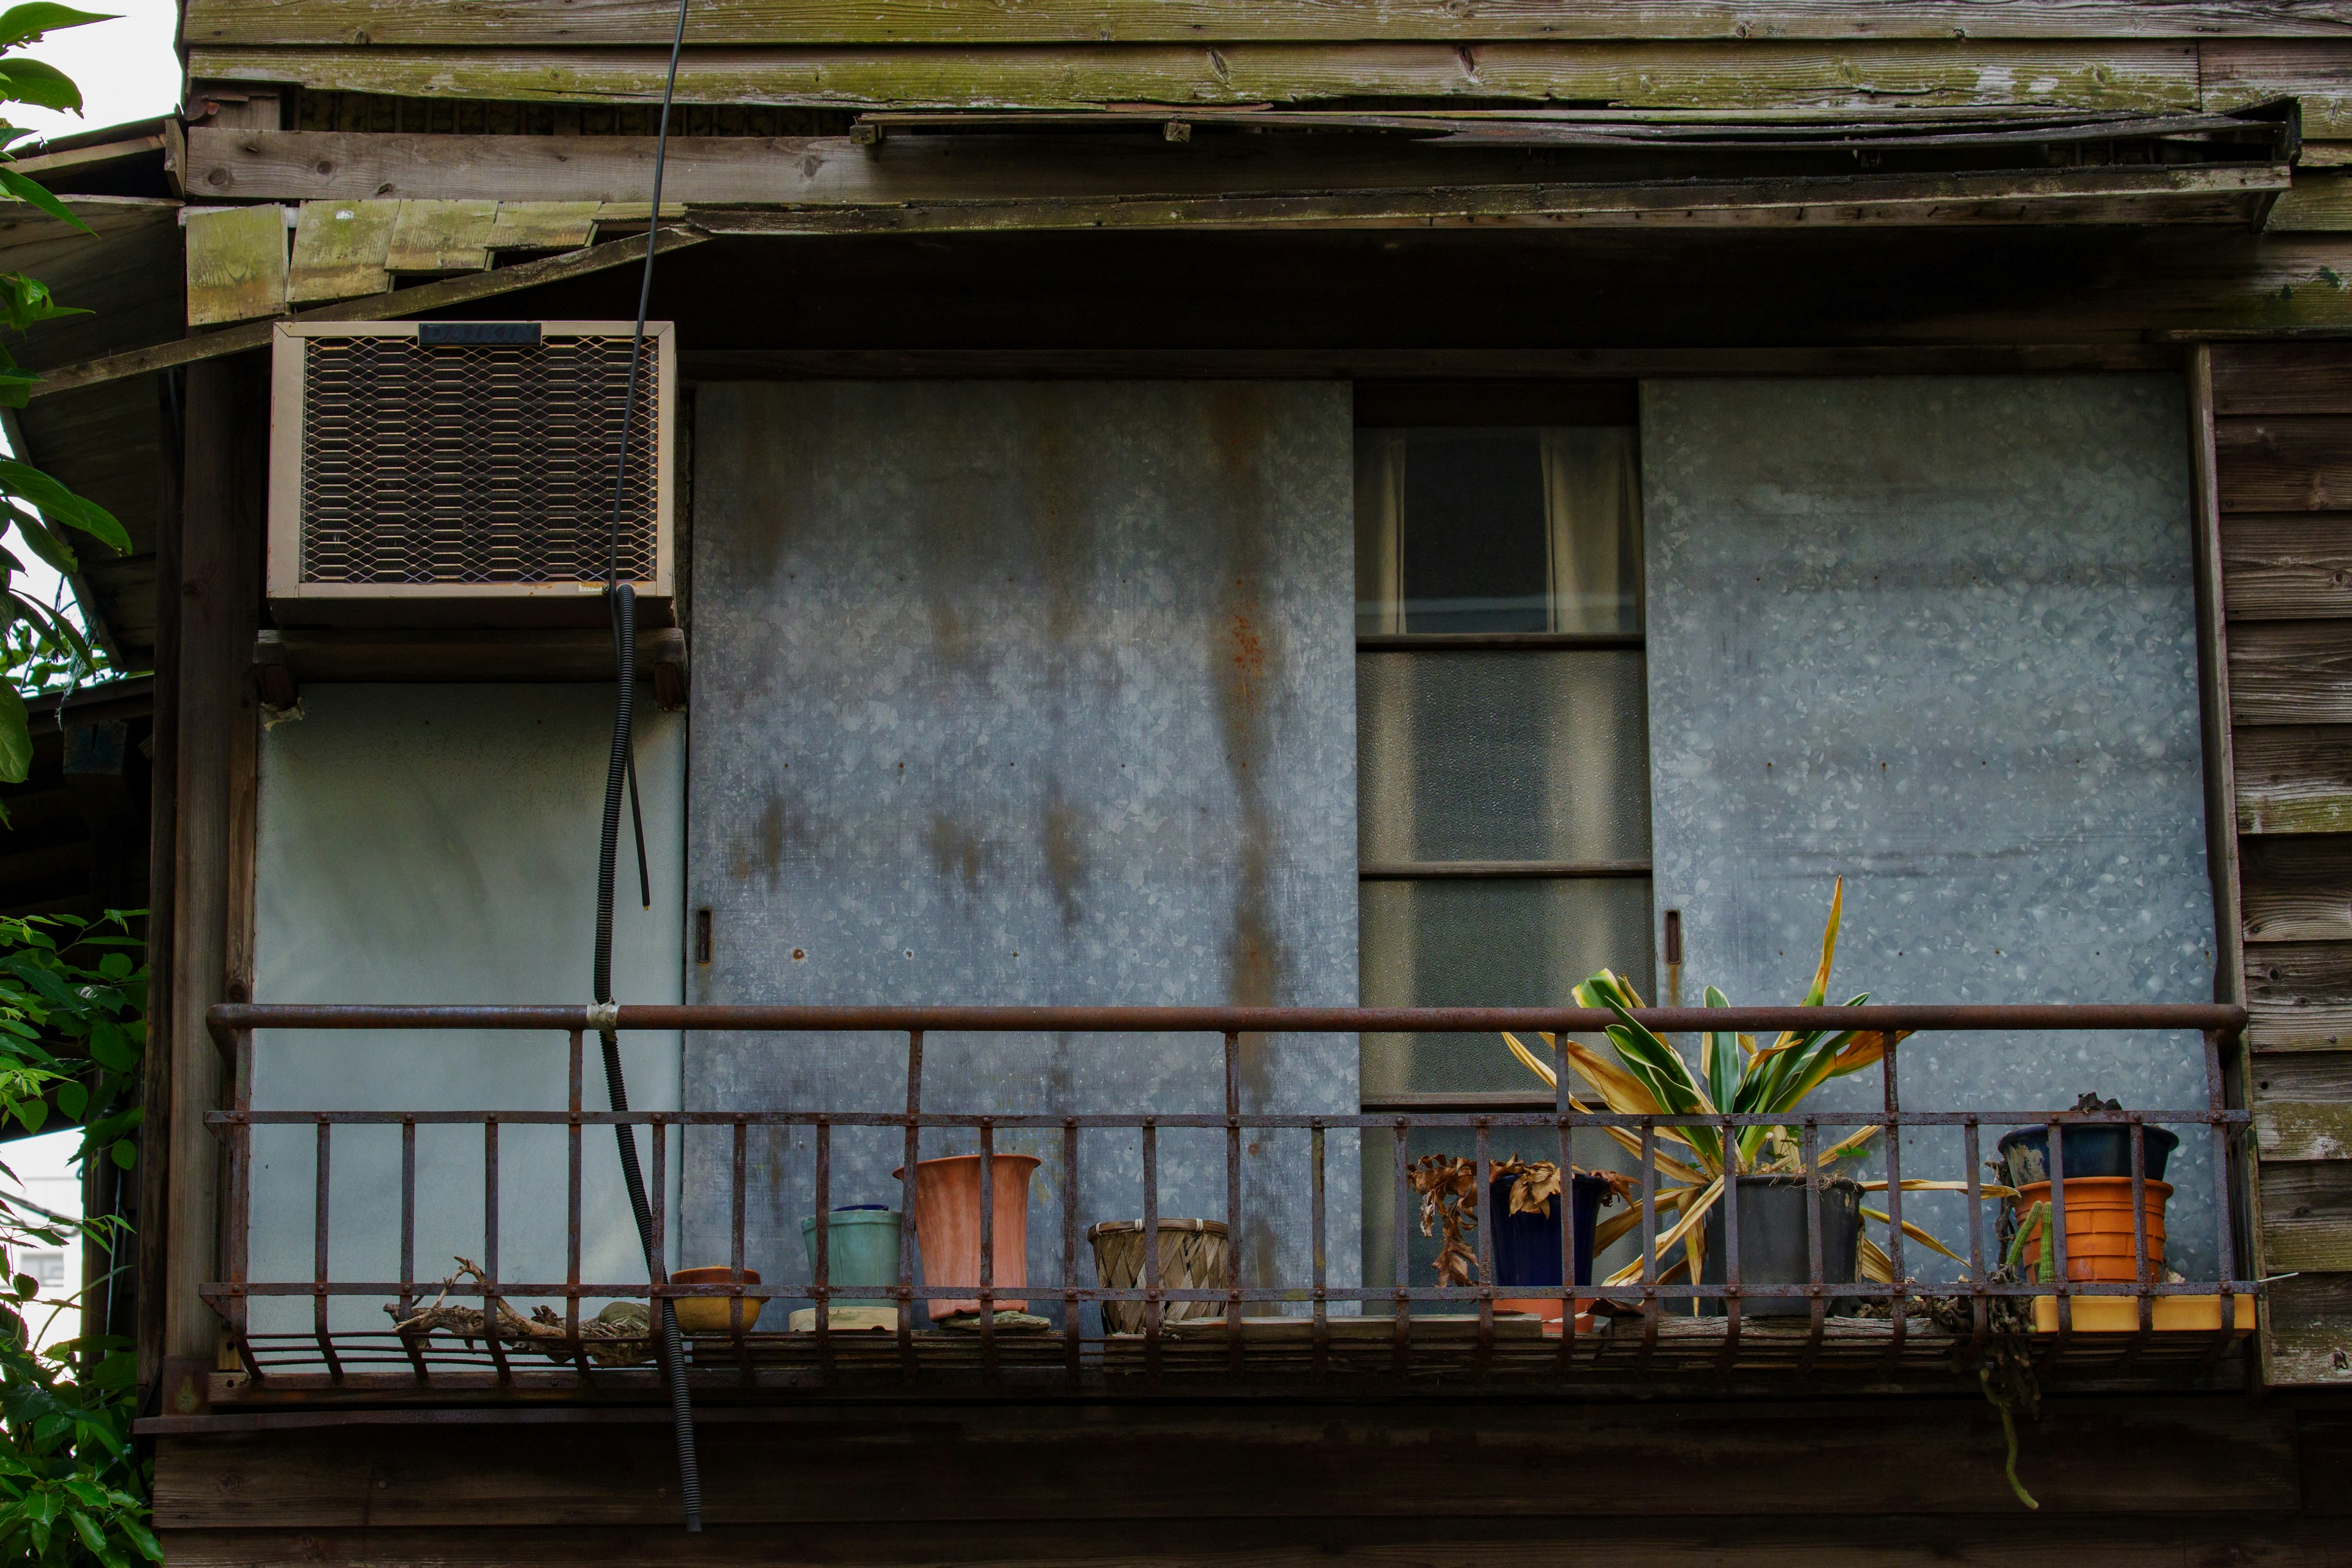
1488 1170 1610 1295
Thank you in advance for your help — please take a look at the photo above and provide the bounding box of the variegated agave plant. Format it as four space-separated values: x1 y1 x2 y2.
1502 879 2011 1294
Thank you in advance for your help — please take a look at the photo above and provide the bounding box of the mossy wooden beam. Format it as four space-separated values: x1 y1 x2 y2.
2202 40 2352 139
183 39 2203 114
2272 170 2352 232
177 0 2352 48
184 203 287 327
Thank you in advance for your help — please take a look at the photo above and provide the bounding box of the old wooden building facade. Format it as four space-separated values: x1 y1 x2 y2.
13 1 2352 1562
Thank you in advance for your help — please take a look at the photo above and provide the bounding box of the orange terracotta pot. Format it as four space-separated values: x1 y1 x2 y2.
898 1153 1041 1321
1496 1297 1597 1335
2016 1177 2171 1283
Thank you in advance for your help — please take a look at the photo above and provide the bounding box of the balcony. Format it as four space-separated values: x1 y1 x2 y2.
195 1001 2258 1403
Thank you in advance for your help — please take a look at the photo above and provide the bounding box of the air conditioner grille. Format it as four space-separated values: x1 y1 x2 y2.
298 334 660 586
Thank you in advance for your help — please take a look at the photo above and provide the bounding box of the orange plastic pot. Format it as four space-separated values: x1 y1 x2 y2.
2015 1177 2171 1283
897 1153 1041 1320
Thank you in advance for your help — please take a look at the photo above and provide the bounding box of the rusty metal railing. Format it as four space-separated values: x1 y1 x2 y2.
199 1001 2255 1395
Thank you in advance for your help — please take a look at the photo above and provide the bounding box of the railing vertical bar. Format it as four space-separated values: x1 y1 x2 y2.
2205 1027 2244 1368
1473 1120 1494 1376
1061 1117 1081 1389
813 1116 834 1384
1223 1031 1244 1377
226 1028 262 1381
482 1119 510 1382
1310 1120 1329 1382
978 1119 998 1382
399 1114 428 1381
1555 1036 1577 1374
1799 1117 1825 1379
1717 1112 1740 1373
1140 1118 1161 1385
2041 1115 2073 1371
1964 1117 1988 1356
312 1120 342 1382
897 1031 922 1381
648 1117 669 1384
1881 1041 1907 1372
730 1116 751 1384
1391 1120 1410 1376
566 1032 589 1379
1637 1122 1659 1369
2124 1117 2154 1371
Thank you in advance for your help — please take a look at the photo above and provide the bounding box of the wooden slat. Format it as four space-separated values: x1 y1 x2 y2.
2259 1102 2352 1161
183 204 287 328
2201 39 2352 140
383 197 500 272
181 40 2206 111
2244 834 2352 941
2212 344 2352 415
175 0 2352 47
2263 1270 2352 1383
2236 724 2352 833
149 1398 2300 1529
2229 620 2352 723
2247 938 2352 1047
285 198 398 303
2256 1158 2352 1267
2222 513 2352 619
2252 1046 2352 1101
2309 142 2352 167
2215 414 2352 511
483 200 600 250
2269 170 2352 232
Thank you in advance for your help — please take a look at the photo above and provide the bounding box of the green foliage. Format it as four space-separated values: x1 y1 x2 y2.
0 910 152 1566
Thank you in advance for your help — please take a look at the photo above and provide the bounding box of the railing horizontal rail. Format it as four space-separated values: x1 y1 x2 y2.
207 1000 2245 1047
208 1108 2247 1128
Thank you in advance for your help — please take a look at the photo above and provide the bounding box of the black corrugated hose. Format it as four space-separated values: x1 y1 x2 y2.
594 0 699 1533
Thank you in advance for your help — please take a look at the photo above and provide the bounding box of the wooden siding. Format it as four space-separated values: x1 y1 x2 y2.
2216 341 2352 1388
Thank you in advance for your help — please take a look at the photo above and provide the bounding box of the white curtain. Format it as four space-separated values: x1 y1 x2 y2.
1540 426 1645 636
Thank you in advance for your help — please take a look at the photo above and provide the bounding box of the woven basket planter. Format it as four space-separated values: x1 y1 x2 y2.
1087 1218 1231 1334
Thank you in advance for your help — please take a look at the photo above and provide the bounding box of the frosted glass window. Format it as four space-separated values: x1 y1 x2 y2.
1358 649 1651 864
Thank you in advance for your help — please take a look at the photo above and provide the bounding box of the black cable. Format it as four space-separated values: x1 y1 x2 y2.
592 0 698 1532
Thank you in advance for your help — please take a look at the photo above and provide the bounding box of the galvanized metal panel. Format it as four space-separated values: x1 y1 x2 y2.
1642 376 2223 1278
684 382 1360 1320
249 685 686 1337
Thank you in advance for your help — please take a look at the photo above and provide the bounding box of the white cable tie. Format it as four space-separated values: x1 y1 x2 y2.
586 1000 622 1033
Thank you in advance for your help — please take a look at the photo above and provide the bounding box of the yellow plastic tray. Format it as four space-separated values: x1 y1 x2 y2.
2030 1294 2254 1334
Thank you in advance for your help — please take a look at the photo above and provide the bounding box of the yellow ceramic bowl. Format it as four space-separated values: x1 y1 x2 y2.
668 1266 769 1333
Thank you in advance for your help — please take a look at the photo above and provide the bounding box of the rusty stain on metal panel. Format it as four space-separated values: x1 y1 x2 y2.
681 381 1360 1321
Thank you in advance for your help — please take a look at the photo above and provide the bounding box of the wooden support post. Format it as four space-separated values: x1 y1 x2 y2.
156 353 267 1399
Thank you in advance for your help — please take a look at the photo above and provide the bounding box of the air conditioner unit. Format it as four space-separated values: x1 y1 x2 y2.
268 320 676 627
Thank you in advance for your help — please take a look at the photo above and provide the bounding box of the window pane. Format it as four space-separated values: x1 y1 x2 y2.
1356 427 1643 635
1359 649 1651 864
1360 877 1657 1098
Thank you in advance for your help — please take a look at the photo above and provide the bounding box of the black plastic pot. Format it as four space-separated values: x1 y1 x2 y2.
1696 1175 1863 1317
1996 1123 2178 1188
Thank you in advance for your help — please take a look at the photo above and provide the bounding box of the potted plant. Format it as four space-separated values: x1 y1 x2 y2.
1501 880 2000 1310
1401 1155 1626 1329
896 1152 1042 1321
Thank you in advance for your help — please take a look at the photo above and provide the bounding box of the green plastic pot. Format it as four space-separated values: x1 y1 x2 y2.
799 1205 904 1289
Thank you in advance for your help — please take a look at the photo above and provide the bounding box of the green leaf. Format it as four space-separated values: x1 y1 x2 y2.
51 1078 80 1118
107 1137 129 1168
0 6 111 50
0 271 83 331
0 684 28 784
1 508 73 575
0 164 83 233
0 461 123 551
0 56 79 113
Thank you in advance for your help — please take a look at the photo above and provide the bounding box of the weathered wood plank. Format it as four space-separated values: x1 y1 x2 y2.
285 198 398 303
2243 834 2352 941
150 1517 2351 1568
2216 415 2352 511
181 40 2206 111
2270 170 2352 232
2247 938 2352 1047
2213 344 2352 414
2202 39 2352 140
2265 1269 2352 1383
2230 621 2352 723
2252 1045 2352 1099
2223 514 2352 619
2237 725 2352 832
151 1397 2300 1529
2258 1101 2352 1159
383 197 499 271
183 204 286 328
175 0 2352 47
2256 1157 2352 1265
484 200 601 250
